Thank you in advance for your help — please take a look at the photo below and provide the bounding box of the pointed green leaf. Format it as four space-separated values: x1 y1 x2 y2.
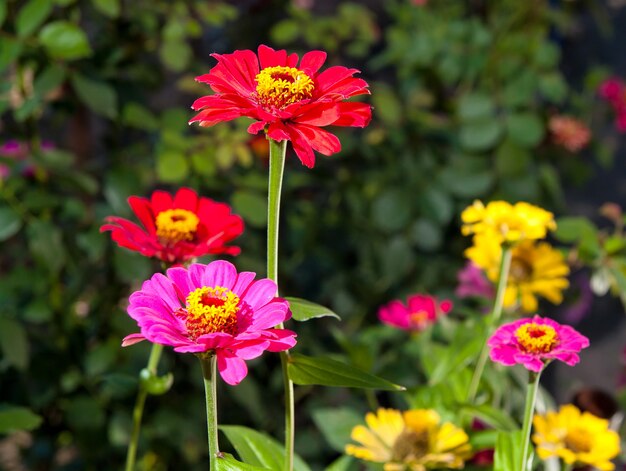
0 406 42 434
216 454 271 471
71 73 117 119
312 408 362 452
0 207 22 241
325 456 357 471
287 354 405 391
494 430 523 471
39 21 92 60
460 404 518 432
220 426 311 471
0 317 29 370
285 297 340 322
16 0 53 37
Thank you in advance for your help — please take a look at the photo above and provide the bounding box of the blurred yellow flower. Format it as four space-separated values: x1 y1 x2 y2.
345 408 472 471
533 405 620 470
466 234 569 312
461 200 556 244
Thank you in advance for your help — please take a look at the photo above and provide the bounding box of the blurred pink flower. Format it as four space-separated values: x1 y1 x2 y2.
0 140 54 180
598 77 626 133
378 294 452 332
455 261 494 299
488 315 589 373
122 260 297 385
548 115 591 152
412 0 428 5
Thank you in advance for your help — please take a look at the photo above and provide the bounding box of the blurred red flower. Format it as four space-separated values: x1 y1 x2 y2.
101 188 244 265
190 45 372 168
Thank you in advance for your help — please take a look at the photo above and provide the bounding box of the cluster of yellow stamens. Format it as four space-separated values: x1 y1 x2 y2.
255 66 314 109
181 286 240 339
155 209 199 244
515 323 559 354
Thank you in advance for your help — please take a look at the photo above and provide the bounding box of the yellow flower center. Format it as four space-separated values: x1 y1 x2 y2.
155 209 200 244
564 428 593 453
255 66 314 109
515 323 559 354
181 286 240 339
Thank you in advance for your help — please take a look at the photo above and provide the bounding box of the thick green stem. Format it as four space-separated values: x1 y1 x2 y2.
125 343 164 471
467 246 512 403
267 138 294 471
519 370 541 471
200 355 220 470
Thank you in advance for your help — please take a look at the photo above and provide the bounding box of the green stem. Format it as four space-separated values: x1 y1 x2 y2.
467 245 512 403
125 343 164 471
519 370 541 471
267 138 294 471
200 355 220 470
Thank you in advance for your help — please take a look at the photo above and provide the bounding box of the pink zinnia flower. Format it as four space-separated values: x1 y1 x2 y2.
190 44 372 168
455 262 494 299
378 294 452 332
122 260 297 385
101 188 244 265
548 115 591 152
599 78 623 102
488 315 589 373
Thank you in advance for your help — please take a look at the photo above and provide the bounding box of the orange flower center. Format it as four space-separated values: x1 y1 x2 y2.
564 427 593 453
410 310 429 328
255 66 314 109
515 323 558 354
179 286 240 339
155 209 199 244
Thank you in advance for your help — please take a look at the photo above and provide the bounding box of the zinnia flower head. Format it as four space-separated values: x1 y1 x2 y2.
532 404 620 470
488 315 589 373
548 115 591 153
101 188 244 265
461 200 556 245
378 294 452 333
466 234 570 312
346 408 472 470
598 77 626 134
190 45 372 168
122 260 296 385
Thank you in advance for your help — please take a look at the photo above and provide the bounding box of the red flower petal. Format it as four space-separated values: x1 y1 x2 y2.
292 102 341 126
332 102 372 128
150 190 174 214
299 50 327 76
173 188 199 211
258 45 288 69
128 196 156 233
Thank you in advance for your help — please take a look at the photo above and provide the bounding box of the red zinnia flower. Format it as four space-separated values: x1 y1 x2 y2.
190 45 372 168
101 188 244 265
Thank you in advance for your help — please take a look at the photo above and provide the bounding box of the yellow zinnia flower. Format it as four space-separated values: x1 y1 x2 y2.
533 405 620 470
466 234 569 312
461 200 556 244
345 408 472 471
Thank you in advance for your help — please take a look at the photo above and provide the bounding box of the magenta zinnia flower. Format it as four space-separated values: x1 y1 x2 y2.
488 315 589 373
122 261 297 385
378 294 452 333
190 44 372 168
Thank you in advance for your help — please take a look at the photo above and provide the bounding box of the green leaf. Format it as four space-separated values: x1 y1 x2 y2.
220 426 311 471
325 456 356 471
122 103 159 130
312 408 362 452
371 82 402 126
409 219 441 252
16 0 53 37
457 93 495 121
139 369 174 396
271 20 301 45
27 219 66 273
506 112 545 148
216 454 271 471
470 429 498 451
0 406 42 434
91 0 120 17
71 74 117 119
287 353 405 391
427 326 484 385
0 2 6 27
39 21 92 60
34 64 66 97
459 119 503 152
495 139 531 177
232 191 266 228
0 317 29 370
0 207 22 241
494 430 523 471
160 39 192 72
371 189 411 232
461 404 518 432
285 297 340 322
553 217 597 243
156 151 189 183
0 38 24 73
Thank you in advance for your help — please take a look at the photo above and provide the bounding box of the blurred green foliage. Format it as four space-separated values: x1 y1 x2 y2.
0 0 619 469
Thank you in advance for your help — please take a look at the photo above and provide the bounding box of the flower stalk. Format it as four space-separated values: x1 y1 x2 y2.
519 370 541 471
200 355 220 470
467 245 512 403
125 343 163 471
267 138 295 471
